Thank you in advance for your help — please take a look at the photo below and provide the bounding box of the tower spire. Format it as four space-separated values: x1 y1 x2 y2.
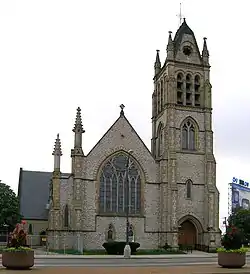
202 37 209 65
154 50 161 75
73 107 85 134
167 31 174 60
72 107 84 155
52 133 62 171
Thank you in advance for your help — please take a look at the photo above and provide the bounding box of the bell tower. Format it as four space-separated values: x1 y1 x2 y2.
152 19 220 249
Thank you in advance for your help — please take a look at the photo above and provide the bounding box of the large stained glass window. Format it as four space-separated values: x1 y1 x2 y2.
99 152 141 215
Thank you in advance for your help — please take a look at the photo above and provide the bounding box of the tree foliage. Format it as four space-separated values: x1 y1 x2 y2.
228 208 250 244
0 182 21 231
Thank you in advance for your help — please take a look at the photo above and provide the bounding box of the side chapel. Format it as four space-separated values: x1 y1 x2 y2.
18 19 221 251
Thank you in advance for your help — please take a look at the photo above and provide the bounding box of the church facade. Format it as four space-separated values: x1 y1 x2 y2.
18 19 221 251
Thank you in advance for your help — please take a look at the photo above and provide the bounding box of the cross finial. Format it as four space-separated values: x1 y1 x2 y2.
177 2 184 26
119 104 125 116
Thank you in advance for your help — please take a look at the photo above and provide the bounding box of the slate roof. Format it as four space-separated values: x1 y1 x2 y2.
18 168 70 220
173 19 201 58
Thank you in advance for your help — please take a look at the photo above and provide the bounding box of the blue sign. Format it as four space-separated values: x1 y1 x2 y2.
232 177 249 188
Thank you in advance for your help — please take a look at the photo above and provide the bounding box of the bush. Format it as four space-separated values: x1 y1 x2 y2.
102 241 140 255
221 225 242 250
7 220 30 249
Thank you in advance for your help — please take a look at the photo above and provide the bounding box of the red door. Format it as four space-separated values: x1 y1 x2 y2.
178 220 196 247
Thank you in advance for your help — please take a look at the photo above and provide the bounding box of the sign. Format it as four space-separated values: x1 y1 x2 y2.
232 182 250 210
232 177 249 188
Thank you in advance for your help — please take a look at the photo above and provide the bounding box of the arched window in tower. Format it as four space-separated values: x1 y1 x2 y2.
160 80 164 111
177 73 184 105
157 123 163 157
181 120 196 150
194 75 201 107
186 180 192 199
99 152 142 215
64 204 69 228
157 83 161 113
186 74 192 106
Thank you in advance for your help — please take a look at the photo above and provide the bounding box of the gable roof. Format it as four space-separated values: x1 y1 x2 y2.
86 112 153 158
18 168 70 220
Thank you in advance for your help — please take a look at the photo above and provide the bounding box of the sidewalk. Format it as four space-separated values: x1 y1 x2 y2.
0 252 250 259
33 253 219 259
1 265 250 273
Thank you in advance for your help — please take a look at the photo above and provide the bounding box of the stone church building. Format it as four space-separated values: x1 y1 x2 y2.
18 19 221 251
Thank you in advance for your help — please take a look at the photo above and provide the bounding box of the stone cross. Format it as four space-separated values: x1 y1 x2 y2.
120 104 125 116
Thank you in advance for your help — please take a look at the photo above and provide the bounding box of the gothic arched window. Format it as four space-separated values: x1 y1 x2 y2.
157 123 163 157
194 75 201 106
64 204 69 228
99 152 142 215
177 73 184 105
181 119 196 150
160 80 164 111
186 74 192 106
186 180 192 199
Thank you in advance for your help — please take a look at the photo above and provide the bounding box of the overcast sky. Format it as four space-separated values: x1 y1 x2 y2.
0 0 249 229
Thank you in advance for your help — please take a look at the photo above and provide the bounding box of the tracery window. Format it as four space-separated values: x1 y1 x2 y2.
181 119 196 150
99 152 141 215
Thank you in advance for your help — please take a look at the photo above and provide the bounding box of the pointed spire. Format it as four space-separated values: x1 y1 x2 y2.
167 31 174 59
52 134 62 156
202 37 209 66
202 37 209 57
52 133 62 172
154 50 161 75
73 107 85 133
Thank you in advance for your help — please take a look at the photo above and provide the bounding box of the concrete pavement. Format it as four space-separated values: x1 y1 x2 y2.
1 254 250 267
1 266 250 274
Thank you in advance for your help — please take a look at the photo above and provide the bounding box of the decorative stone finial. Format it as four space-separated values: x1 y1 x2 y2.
73 107 85 133
52 134 62 156
202 37 209 57
120 104 125 116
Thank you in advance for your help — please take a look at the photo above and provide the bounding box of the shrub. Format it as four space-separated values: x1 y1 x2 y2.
102 241 140 255
221 225 242 250
6 220 30 249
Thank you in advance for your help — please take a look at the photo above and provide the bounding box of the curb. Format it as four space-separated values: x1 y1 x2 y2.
32 254 219 259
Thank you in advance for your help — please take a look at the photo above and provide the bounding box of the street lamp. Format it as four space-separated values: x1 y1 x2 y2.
123 149 133 258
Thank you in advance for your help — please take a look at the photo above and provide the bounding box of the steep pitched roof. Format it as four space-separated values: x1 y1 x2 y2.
18 168 70 220
87 111 153 158
173 19 201 57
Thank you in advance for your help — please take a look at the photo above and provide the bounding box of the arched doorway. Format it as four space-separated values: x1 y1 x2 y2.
178 220 197 247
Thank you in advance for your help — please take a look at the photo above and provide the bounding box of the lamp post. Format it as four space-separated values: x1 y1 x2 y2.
123 149 133 258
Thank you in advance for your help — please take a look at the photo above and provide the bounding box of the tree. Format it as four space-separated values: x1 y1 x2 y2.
228 208 250 245
0 182 22 231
